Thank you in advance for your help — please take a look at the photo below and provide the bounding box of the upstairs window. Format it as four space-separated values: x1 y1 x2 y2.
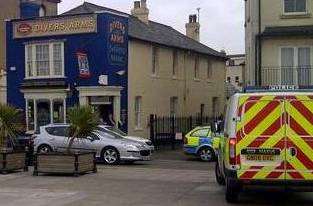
284 0 307 13
194 55 200 79
152 46 159 76
170 96 178 117
135 96 142 129
207 60 212 79
172 50 178 78
25 42 64 78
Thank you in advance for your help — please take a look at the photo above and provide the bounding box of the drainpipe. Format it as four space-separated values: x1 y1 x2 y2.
254 0 262 86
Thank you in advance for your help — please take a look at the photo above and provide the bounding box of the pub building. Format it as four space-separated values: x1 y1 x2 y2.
6 0 227 137
7 7 129 132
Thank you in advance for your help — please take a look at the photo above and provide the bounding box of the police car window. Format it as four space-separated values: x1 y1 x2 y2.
191 129 209 137
46 126 69 137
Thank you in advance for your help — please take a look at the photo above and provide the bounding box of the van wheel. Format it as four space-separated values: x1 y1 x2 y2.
198 147 214 162
226 178 239 203
215 162 225 185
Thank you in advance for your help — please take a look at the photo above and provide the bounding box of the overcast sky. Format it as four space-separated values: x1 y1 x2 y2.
59 0 245 55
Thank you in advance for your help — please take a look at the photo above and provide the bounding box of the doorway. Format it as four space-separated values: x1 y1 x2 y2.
97 104 114 126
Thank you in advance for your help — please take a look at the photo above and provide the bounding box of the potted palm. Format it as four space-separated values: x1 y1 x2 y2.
0 104 26 174
33 106 99 176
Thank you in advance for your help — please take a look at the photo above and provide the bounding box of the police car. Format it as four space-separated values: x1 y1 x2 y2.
183 126 216 161
214 86 313 203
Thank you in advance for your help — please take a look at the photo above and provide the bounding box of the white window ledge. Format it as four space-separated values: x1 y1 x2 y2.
280 12 311 19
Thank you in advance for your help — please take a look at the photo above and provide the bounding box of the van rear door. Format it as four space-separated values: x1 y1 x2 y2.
285 96 313 180
236 95 285 180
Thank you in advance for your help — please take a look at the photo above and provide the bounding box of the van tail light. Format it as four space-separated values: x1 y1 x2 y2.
229 138 237 165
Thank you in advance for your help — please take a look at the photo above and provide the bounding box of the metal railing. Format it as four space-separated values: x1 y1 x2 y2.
261 66 313 86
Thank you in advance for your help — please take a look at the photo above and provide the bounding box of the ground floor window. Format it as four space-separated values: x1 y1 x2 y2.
26 98 66 132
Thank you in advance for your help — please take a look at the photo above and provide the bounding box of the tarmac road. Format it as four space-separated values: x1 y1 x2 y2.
1 149 313 206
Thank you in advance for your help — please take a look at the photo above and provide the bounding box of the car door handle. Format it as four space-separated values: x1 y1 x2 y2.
289 147 297 157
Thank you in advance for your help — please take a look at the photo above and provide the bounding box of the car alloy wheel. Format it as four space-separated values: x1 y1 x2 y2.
199 147 213 162
38 145 52 154
103 148 119 164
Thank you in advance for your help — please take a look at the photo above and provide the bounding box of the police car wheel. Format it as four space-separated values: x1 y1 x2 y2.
198 147 214 162
226 178 239 203
215 162 225 185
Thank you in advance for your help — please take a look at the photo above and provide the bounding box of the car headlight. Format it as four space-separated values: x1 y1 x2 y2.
124 144 139 151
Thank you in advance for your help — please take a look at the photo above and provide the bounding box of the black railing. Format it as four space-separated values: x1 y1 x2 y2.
149 115 220 150
261 66 313 86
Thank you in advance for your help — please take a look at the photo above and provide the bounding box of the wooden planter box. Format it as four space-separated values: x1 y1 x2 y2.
0 151 27 174
33 152 97 177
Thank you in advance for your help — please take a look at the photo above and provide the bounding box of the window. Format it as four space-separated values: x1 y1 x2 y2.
135 96 142 129
191 129 210 137
207 60 212 79
46 126 69 137
170 97 178 116
227 77 231 83
235 76 240 83
39 6 46 17
284 0 307 13
172 50 178 78
26 98 66 132
200 104 205 118
228 59 235 66
194 55 200 79
280 47 312 85
152 46 159 76
212 97 220 118
25 42 64 78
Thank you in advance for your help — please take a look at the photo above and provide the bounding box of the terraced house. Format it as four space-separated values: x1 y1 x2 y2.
245 0 313 87
5 0 226 138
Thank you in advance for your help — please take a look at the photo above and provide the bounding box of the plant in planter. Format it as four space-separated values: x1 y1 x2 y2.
33 106 100 176
0 104 26 174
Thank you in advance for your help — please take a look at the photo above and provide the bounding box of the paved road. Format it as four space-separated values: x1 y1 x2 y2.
1 150 313 206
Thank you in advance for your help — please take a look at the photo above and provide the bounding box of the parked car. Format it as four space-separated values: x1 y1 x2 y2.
183 126 217 162
97 125 155 152
33 124 152 165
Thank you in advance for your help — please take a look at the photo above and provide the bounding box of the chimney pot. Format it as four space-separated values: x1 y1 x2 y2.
134 1 140 9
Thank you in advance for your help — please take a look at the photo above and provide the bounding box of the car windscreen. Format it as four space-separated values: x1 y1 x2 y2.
96 128 124 139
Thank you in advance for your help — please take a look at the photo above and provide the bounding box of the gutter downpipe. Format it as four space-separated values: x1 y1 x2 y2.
256 0 262 86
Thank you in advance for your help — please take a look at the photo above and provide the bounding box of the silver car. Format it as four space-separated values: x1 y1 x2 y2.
97 125 155 152
33 124 152 164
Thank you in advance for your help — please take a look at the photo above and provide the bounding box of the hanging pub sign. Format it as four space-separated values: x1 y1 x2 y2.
77 51 91 79
13 14 97 39
107 17 128 67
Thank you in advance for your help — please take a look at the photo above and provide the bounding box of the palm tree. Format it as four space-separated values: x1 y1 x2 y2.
0 104 23 151
67 106 99 153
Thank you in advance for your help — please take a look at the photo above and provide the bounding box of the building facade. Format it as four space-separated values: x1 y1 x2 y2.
245 0 313 87
0 0 60 103
6 1 226 138
225 54 245 99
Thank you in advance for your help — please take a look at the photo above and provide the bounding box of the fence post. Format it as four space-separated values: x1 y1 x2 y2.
171 116 175 150
149 114 155 146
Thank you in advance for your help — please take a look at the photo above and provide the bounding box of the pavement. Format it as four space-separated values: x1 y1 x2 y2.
1 149 313 206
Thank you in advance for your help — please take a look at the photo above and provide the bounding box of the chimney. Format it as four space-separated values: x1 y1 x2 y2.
131 0 149 24
185 14 200 42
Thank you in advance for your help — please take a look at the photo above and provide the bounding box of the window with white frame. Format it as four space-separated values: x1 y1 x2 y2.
280 47 312 85
25 42 64 78
284 0 307 13
26 98 66 132
135 96 142 129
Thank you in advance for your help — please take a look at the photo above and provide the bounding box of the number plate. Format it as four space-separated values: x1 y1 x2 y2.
246 155 274 162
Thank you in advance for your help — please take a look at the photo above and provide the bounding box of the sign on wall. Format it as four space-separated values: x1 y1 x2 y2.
107 17 128 67
13 14 97 39
77 51 91 79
